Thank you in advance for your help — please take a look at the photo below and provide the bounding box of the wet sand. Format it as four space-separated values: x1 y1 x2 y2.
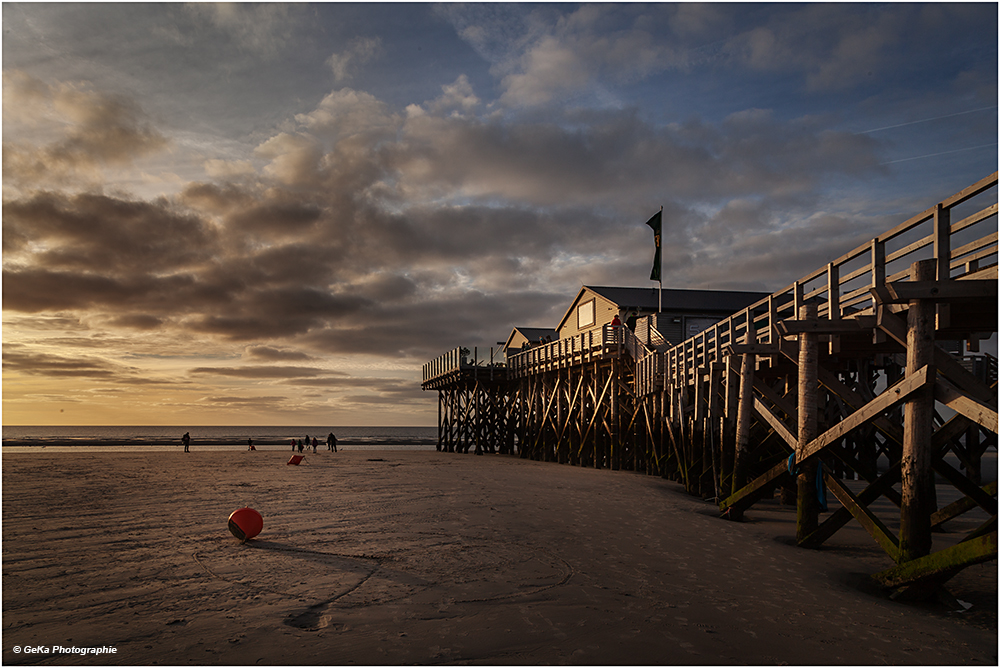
2 450 996 665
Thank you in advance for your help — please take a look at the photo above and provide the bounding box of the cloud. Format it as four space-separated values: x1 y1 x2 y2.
185 3 296 59
2 71 167 187
326 36 382 83
2 76 887 368
495 5 679 108
721 4 920 91
204 159 256 179
389 103 883 210
2 191 217 275
188 365 330 379
244 345 316 362
2 345 136 379
294 88 399 144
426 75 481 116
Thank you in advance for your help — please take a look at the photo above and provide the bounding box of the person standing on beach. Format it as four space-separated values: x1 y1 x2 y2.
311 437 318 452
247 437 255 451
297 439 303 453
327 432 337 452
182 432 190 452
291 439 296 451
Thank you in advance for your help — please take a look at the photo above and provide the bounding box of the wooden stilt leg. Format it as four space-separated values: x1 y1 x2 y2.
797 304 820 543
899 259 938 563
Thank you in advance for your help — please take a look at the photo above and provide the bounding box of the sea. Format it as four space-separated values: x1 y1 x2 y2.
0 425 438 453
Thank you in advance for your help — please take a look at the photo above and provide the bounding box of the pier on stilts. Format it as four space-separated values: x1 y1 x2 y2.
422 173 998 597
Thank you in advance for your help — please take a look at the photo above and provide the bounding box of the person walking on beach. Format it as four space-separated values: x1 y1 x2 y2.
327 432 337 452
182 432 191 452
311 437 318 452
297 439 303 453
291 439 296 451
247 437 255 451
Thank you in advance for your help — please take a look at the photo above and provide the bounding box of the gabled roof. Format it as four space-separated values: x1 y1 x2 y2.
555 285 770 332
503 327 557 351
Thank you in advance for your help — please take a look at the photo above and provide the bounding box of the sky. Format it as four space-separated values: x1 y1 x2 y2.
2 2 997 427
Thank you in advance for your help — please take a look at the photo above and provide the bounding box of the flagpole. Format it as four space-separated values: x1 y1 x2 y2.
658 206 662 315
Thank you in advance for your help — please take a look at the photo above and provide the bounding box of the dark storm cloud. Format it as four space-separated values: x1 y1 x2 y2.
2 191 217 272
3 346 134 379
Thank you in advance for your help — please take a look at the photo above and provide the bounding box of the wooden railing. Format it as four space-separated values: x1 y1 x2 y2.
507 324 633 378
647 172 998 394
422 346 505 387
422 347 468 384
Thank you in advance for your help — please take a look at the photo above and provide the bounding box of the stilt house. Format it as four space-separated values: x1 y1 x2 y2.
556 285 769 346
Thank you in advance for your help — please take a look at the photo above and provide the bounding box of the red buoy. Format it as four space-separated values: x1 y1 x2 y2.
228 507 263 541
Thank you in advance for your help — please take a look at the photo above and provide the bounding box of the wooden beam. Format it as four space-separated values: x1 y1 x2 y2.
753 397 798 451
931 459 998 516
934 377 998 434
872 532 997 590
881 279 997 303
796 365 931 464
719 459 790 515
726 343 780 356
800 465 901 549
824 473 900 561
931 481 998 528
776 316 876 336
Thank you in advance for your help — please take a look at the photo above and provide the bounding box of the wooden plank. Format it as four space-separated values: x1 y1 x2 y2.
776 316 876 335
719 459 790 514
824 474 900 561
726 343 780 355
753 397 797 450
872 532 997 589
800 464 901 549
931 481 998 528
931 459 998 516
934 377 998 433
883 279 997 303
796 365 931 463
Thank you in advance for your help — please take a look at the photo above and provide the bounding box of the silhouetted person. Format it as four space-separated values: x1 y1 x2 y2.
327 432 337 452
182 432 190 452
297 439 303 453
247 437 255 451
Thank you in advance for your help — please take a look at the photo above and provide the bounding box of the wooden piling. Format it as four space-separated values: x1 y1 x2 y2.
797 303 820 542
899 259 938 563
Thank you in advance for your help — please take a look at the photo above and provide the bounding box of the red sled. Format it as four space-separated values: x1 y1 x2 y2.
287 455 304 466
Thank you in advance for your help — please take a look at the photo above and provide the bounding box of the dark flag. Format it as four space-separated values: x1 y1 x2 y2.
645 209 662 282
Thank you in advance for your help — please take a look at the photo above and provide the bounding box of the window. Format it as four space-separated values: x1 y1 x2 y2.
577 299 595 329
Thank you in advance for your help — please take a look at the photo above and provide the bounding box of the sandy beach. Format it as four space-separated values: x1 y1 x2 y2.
2 449 996 665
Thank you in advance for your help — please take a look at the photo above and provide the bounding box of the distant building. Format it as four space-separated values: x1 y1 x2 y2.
502 327 558 360
555 285 770 347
